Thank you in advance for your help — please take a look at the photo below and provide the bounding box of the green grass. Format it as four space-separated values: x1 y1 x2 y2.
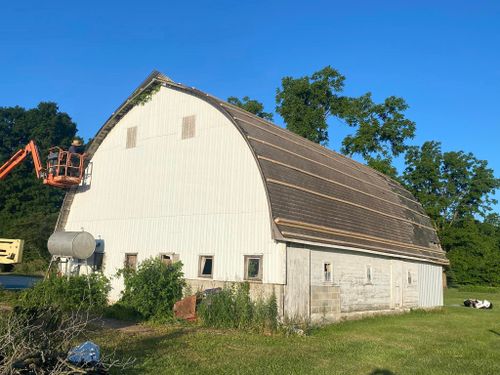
91 289 500 375
0 289 21 306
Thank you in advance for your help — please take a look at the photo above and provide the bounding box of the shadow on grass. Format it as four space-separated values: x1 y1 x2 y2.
104 327 200 375
370 369 395 375
489 329 500 336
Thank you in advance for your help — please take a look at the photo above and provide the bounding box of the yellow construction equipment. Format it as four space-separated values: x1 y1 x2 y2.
0 238 24 265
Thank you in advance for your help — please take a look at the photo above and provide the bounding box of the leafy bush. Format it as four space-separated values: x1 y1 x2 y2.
12 259 48 275
18 273 110 311
118 258 185 321
197 282 278 333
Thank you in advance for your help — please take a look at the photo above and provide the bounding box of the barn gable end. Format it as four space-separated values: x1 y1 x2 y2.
62 76 285 300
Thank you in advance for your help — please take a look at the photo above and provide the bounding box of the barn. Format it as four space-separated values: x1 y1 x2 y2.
56 71 448 322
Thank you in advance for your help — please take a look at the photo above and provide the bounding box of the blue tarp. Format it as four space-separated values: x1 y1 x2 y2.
68 341 100 364
0 275 42 290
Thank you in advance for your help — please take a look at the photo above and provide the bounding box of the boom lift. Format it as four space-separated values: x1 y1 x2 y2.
0 140 85 189
0 239 23 266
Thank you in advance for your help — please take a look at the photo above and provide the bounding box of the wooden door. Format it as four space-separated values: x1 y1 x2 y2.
391 260 403 309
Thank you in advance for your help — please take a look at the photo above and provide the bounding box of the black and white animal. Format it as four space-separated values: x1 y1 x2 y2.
464 299 493 309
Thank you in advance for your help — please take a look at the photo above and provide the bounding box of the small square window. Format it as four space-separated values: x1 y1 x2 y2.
244 255 263 281
160 254 172 266
126 127 137 148
407 271 412 285
366 265 373 284
324 262 332 283
199 255 213 278
182 115 196 139
124 253 138 271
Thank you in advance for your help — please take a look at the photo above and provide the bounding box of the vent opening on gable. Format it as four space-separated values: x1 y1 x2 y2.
126 127 137 148
182 115 196 139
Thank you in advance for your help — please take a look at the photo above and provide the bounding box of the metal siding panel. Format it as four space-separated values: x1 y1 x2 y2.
64 87 284 301
418 263 443 307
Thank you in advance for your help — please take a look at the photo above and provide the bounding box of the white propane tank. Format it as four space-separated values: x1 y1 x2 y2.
47 231 96 259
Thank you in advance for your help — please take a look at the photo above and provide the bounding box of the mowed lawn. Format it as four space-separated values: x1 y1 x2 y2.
95 289 499 375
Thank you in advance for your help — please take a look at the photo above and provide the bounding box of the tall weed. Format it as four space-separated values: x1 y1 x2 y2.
197 282 278 333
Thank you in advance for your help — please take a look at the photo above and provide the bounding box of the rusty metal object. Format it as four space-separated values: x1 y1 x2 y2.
173 295 197 321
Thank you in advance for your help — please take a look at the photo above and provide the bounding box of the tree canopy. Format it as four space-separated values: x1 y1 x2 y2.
402 141 500 231
227 96 273 121
440 218 500 286
0 102 77 265
275 66 416 174
400 141 500 286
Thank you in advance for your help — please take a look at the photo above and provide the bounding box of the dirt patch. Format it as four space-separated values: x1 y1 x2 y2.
93 318 155 334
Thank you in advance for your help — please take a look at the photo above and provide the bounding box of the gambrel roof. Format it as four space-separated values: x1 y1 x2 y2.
57 71 448 265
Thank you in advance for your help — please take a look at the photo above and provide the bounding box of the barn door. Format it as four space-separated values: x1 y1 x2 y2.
284 245 310 321
390 260 403 309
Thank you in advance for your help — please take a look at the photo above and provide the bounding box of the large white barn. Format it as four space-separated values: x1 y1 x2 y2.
56 71 448 322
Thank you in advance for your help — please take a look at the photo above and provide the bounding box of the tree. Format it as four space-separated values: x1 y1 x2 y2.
0 102 78 265
440 219 500 286
339 94 415 170
227 96 273 121
402 141 500 231
275 66 345 145
275 66 415 175
366 156 399 180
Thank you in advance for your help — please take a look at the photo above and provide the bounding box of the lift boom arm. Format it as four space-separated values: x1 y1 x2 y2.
0 140 44 180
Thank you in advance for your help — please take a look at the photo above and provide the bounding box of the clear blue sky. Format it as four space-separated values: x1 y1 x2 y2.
1 1 499 212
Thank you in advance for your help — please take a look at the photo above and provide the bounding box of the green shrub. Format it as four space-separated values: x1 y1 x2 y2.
197 282 278 333
12 259 48 275
197 287 237 329
118 258 185 321
18 273 110 311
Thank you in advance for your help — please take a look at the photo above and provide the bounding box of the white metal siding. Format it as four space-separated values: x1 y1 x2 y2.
417 263 443 307
64 86 285 301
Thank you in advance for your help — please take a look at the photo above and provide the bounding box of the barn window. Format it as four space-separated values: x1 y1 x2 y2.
244 255 262 281
160 254 172 266
124 253 138 271
324 262 332 283
126 127 137 148
407 270 412 285
159 253 179 266
366 265 373 284
199 255 213 278
182 115 196 139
